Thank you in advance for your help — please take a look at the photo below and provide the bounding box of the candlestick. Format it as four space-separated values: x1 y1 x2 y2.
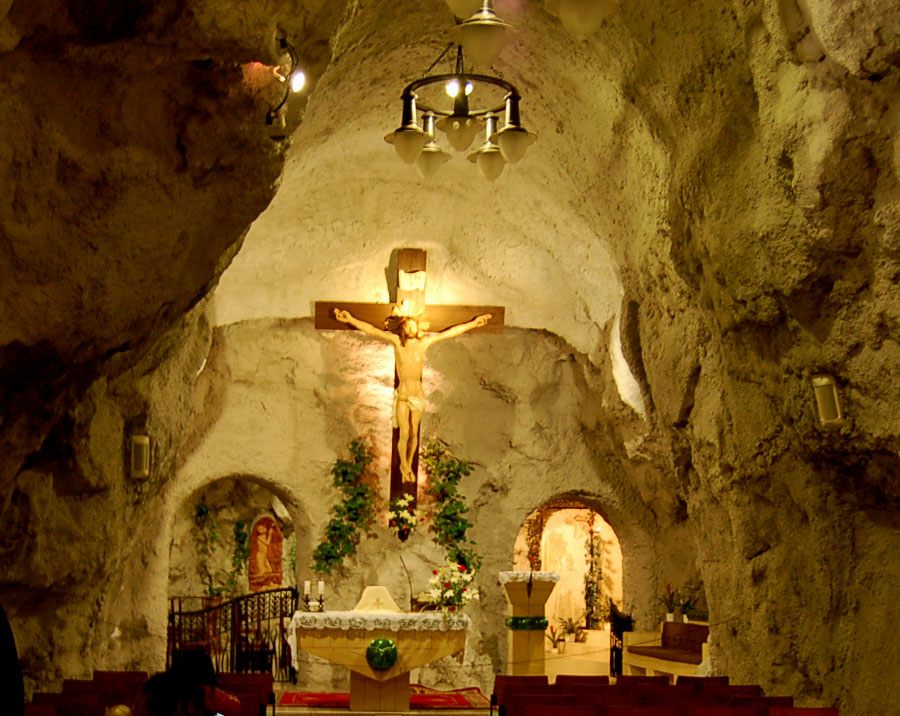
303 580 311 595
318 580 325 596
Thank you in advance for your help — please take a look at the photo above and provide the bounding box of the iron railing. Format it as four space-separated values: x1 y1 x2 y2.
168 587 298 681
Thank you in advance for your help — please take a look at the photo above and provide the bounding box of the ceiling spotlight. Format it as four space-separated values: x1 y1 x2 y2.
415 114 452 179
468 114 506 182
384 92 428 164
452 0 513 67
445 0 483 18
491 93 537 163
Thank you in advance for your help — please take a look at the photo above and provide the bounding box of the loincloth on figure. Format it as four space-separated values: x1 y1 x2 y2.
393 393 426 427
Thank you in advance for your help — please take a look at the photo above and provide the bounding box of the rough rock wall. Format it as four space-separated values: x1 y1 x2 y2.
0 0 324 690
606 1 900 713
138 318 686 693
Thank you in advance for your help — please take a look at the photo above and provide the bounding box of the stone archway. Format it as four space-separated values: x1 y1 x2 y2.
166 476 302 603
513 497 624 632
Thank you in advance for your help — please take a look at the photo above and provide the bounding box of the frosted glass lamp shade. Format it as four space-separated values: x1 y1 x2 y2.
416 141 452 178
384 92 427 163
437 115 481 151
496 126 536 163
445 0 483 18
452 3 513 67
387 127 428 163
559 0 619 39
467 114 506 181
475 147 505 181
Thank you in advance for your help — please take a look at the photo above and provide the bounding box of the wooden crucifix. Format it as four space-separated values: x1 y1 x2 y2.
315 248 504 505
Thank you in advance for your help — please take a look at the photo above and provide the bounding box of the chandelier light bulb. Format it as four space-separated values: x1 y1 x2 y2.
452 0 513 67
445 79 460 98
290 70 306 93
384 93 427 164
558 0 620 40
445 0 483 18
467 114 506 181
415 113 452 179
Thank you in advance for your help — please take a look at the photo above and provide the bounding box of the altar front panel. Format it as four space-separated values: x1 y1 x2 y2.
295 626 466 681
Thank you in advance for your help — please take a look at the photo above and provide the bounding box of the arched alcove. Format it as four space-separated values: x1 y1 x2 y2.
513 499 624 632
167 477 301 601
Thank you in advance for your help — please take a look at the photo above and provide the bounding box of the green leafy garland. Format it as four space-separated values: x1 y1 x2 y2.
312 440 376 574
421 439 481 571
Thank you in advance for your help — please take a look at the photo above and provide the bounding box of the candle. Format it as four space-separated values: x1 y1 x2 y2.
303 580 311 595
318 580 325 596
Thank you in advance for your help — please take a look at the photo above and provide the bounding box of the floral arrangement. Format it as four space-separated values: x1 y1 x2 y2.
659 582 678 613
427 562 479 612
388 494 418 539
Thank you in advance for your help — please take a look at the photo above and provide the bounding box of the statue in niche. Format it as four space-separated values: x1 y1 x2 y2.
249 516 283 592
333 307 491 484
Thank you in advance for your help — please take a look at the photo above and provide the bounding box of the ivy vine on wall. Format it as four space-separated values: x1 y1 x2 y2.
421 439 481 571
312 439 376 574
193 500 251 597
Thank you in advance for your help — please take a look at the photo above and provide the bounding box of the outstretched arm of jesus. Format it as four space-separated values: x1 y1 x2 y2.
426 313 492 345
334 308 398 343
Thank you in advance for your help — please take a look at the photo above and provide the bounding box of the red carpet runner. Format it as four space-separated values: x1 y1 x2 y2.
279 683 490 709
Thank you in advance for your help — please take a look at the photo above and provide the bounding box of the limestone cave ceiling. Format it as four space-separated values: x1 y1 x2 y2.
1 0 898 499
214 0 649 358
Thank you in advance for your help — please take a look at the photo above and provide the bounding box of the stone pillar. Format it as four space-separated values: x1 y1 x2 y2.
500 571 560 676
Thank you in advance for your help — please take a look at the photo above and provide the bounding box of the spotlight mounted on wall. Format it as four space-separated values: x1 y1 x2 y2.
129 433 151 479
811 374 845 428
266 36 307 139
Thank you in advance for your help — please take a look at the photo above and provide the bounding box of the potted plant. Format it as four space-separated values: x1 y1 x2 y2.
545 625 563 654
659 583 678 622
557 615 584 643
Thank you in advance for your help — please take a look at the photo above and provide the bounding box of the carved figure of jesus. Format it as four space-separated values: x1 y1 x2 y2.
334 307 491 483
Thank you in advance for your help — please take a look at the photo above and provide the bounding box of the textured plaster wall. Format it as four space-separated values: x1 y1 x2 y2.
146 317 674 693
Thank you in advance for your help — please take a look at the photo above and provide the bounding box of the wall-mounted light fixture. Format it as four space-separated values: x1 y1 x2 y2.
812 374 844 428
130 434 151 479
266 37 307 140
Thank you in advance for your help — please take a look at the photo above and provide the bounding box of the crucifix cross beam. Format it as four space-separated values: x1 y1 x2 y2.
315 248 504 509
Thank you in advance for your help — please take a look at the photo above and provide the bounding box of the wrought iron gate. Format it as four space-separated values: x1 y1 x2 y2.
168 587 298 681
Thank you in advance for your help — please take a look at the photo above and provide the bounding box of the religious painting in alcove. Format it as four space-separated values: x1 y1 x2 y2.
249 516 283 591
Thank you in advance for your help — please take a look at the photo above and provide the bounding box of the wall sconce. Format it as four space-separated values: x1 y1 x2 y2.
812 375 844 428
130 434 151 479
266 36 306 140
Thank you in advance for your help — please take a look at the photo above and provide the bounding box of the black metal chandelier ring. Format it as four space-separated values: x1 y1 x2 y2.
402 73 519 117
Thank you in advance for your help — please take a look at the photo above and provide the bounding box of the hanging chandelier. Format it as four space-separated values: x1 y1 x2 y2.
384 0 536 181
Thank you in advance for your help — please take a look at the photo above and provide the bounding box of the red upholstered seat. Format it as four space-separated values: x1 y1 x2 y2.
676 676 729 687
769 709 839 716
688 707 758 716
616 675 671 685
493 674 551 711
524 704 600 716
555 675 610 687
24 706 57 716
607 707 679 716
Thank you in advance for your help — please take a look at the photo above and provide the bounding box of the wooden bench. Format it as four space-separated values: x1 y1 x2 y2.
622 622 709 680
